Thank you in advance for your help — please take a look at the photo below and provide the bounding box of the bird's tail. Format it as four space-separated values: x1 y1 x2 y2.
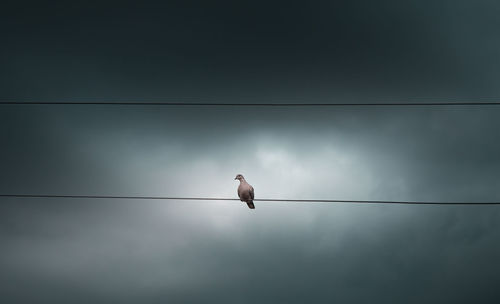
246 201 255 209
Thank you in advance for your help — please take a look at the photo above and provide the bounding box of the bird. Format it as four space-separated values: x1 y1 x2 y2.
234 174 255 209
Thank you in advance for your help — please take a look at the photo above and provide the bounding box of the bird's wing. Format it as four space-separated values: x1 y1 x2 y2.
249 185 254 200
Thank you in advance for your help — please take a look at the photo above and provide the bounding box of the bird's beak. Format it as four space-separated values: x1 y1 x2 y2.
234 177 237 180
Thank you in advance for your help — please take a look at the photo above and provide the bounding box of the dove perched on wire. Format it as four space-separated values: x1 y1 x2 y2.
235 174 255 209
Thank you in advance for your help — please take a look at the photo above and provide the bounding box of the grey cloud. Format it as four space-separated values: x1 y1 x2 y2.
2 1 500 303
2 106 500 303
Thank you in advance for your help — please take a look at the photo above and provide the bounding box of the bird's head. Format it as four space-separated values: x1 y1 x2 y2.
234 174 244 181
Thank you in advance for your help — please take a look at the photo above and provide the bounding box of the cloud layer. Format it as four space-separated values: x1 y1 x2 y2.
2 0 500 302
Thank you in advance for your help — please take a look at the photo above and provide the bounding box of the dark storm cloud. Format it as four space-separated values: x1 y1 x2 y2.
1 1 500 303
2 0 500 100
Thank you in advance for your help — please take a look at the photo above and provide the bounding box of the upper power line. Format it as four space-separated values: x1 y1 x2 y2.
1 194 499 205
1 101 500 106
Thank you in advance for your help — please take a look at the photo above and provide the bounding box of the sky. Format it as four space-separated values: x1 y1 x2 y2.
1 1 500 303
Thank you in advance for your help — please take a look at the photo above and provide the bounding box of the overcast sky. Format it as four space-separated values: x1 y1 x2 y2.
1 1 500 303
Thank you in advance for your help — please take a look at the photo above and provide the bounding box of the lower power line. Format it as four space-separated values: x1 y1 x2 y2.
0 194 498 205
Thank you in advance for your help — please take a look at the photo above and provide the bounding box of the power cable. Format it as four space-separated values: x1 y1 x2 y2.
0 194 498 205
1 101 500 106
